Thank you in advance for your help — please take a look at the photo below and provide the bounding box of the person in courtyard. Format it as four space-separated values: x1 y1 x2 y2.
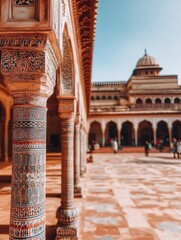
112 138 118 154
177 140 181 157
145 140 149 156
172 138 179 158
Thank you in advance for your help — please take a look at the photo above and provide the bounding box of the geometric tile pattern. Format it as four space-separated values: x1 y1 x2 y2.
78 153 181 240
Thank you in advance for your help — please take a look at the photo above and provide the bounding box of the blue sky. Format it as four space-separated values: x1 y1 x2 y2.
92 0 181 83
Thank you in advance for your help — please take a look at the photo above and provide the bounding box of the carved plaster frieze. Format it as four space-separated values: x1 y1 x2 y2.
0 33 58 99
57 97 77 119
0 33 59 69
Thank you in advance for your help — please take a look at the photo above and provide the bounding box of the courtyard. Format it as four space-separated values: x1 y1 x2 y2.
1 152 181 240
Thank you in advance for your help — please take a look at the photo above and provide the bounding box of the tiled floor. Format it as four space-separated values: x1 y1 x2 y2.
1 152 181 239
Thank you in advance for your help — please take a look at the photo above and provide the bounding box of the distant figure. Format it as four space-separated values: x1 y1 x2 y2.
172 138 179 158
159 139 163 152
112 138 118 154
177 140 181 157
145 140 149 156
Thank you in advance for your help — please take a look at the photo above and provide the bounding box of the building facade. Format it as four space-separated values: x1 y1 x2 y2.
89 51 181 148
0 1 97 240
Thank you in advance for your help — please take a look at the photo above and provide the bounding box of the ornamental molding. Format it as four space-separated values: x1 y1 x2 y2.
72 0 98 110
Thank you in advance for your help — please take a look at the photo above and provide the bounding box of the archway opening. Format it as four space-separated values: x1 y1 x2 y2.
172 120 181 141
138 120 153 146
121 121 135 146
156 121 169 146
89 121 102 147
47 88 61 153
105 121 118 146
155 98 162 104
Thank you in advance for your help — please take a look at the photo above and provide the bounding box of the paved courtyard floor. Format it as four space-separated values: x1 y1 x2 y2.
1 152 181 240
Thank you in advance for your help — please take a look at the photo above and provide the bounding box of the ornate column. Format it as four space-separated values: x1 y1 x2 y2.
74 114 82 198
80 124 85 176
0 33 58 240
4 118 9 162
56 96 78 240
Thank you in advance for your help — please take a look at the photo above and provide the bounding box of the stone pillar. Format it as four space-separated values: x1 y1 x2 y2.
102 130 105 147
56 97 78 240
134 128 138 146
74 114 82 198
168 127 172 144
153 128 156 146
0 33 58 240
117 127 121 148
4 119 9 162
80 125 85 176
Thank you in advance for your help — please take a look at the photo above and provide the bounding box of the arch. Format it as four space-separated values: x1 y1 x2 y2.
47 90 61 153
174 97 181 104
155 98 162 104
105 121 118 146
91 96 94 100
96 96 100 100
89 121 103 147
121 121 135 146
136 98 143 104
156 121 169 146
138 120 153 146
164 98 171 104
61 25 75 95
108 96 112 100
145 98 152 104
172 120 181 141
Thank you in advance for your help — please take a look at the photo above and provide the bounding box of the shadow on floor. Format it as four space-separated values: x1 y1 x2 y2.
0 224 9 234
46 225 57 240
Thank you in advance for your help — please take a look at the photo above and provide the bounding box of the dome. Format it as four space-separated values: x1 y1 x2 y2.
135 50 160 69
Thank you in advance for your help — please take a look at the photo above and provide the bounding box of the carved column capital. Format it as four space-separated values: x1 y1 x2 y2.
0 33 58 100
57 96 77 119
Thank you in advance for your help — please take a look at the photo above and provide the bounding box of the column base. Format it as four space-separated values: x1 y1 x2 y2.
74 186 82 198
55 227 78 240
87 154 93 163
80 166 86 176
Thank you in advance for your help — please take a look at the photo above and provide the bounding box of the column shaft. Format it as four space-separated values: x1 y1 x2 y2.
4 120 9 162
74 122 82 197
9 103 47 240
56 115 78 239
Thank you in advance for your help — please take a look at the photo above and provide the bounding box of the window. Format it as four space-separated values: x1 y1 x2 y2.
136 98 143 104
155 98 162 104
174 98 181 103
145 98 152 104
164 98 171 104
